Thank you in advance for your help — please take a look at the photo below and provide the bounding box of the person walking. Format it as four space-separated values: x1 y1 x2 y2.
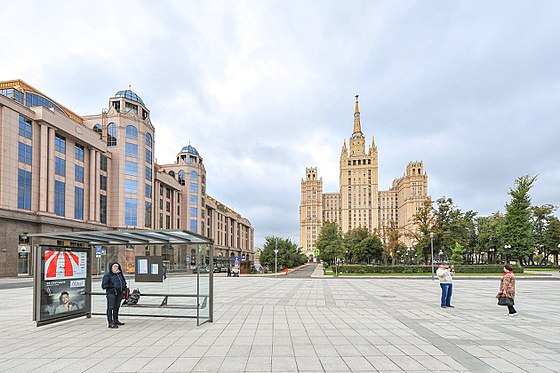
436 263 454 308
102 262 127 328
497 264 517 316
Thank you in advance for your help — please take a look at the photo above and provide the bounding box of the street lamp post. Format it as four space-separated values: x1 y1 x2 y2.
430 232 435 281
274 238 279 279
504 244 511 264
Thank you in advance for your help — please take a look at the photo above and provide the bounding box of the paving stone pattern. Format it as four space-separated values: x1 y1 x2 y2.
1 269 559 372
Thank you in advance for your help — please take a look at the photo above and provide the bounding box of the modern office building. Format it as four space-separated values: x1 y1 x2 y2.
299 96 430 261
0 79 253 277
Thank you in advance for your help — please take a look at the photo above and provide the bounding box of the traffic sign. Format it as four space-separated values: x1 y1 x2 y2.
242 254 246 261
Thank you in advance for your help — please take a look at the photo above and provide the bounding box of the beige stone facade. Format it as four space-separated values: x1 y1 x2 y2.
299 96 430 260
0 79 253 277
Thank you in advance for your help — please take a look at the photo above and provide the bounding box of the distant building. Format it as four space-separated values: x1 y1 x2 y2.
299 96 430 261
0 79 253 277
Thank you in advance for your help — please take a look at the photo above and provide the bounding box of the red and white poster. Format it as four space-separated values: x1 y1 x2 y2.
44 250 87 280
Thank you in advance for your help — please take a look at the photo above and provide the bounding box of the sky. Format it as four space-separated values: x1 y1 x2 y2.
1 1 559 247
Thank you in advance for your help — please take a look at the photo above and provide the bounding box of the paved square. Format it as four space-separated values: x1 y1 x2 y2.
1 271 559 372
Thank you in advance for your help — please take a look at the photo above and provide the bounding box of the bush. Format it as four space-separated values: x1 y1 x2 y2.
337 264 524 274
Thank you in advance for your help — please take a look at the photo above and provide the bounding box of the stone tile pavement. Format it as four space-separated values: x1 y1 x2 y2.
1 267 559 372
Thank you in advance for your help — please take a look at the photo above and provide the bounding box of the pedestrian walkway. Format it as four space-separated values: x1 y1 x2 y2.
1 275 559 372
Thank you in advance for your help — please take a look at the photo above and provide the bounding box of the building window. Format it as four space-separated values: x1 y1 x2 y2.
18 142 32 165
75 144 84 162
19 115 33 139
125 125 138 139
145 132 152 148
145 166 152 180
189 194 197 204
189 182 197 192
166 188 171 199
100 194 107 224
75 165 84 183
100 175 107 191
166 201 170 212
125 142 138 158
125 160 138 176
190 219 198 233
54 180 65 216
166 215 170 229
145 183 152 198
125 198 138 226
17 169 32 210
93 123 102 136
125 179 138 194
55 157 66 177
145 201 152 228
190 207 198 217
178 170 185 186
107 123 117 146
125 102 138 115
55 134 66 154
190 171 198 180
100 155 108 171
145 148 152 164
74 187 84 220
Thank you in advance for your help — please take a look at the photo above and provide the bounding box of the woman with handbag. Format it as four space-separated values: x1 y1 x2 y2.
496 264 517 316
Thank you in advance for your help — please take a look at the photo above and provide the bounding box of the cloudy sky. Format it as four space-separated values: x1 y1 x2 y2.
2 1 559 247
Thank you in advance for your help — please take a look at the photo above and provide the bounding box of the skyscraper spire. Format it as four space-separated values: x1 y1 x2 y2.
353 94 362 135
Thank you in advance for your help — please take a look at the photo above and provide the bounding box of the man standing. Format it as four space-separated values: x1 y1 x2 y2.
436 263 454 308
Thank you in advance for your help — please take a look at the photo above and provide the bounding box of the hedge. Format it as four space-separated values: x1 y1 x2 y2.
331 264 524 274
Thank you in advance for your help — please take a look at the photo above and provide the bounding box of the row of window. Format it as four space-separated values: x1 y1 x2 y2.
103 123 153 148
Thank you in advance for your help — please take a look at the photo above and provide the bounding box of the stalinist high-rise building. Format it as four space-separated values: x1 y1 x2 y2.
299 96 430 261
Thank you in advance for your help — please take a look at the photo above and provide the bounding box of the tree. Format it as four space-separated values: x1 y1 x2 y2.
475 212 503 264
355 235 384 264
412 199 435 264
499 175 537 265
343 227 370 263
450 242 465 265
544 217 560 265
315 222 342 264
532 204 557 264
260 236 305 270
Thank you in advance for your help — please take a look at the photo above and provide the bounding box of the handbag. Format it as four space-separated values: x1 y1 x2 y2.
123 287 130 301
498 296 514 306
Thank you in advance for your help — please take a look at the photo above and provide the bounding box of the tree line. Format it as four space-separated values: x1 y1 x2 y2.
316 175 560 266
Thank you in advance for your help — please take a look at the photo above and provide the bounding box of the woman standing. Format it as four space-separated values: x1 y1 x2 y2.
497 264 517 316
102 262 127 328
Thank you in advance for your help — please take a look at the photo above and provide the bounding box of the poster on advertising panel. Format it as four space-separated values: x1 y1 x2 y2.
38 246 90 322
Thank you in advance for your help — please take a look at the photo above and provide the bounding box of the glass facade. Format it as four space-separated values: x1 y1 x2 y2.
18 142 32 165
74 187 84 220
125 179 138 194
100 194 107 224
125 198 138 226
145 133 152 148
190 219 198 233
100 175 107 191
125 160 138 176
145 148 152 164
75 143 84 162
54 180 65 216
75 165 84 183
145 201 152 228
125 142 138 158
145 183 152 198
55 157 66 177
17 169 32 210
145 166 152 180
19 115 32 139
125 125 138 139
55 134 66 154
25 92 65 115
107 123 117 146
1 88 24 104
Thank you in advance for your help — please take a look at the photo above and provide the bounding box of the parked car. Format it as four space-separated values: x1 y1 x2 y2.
193 267 210 274
213 267 223 273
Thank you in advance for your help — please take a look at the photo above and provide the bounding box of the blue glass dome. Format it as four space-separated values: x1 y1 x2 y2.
114 89 145 106
181 144 199 155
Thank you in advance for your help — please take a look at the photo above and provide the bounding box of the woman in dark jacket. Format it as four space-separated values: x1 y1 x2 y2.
102 262 127 328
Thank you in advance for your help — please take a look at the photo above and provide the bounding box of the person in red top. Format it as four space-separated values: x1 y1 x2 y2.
497 264 517 316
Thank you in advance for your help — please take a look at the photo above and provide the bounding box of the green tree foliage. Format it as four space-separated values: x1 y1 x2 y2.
412 199 434 263
450 242 465 265
499 175 537 265
544 216 560 265
343 227 370 263
475 212 503 264
354 235 384 264
260 236 306 270
531 204 557 264
315 222 342 264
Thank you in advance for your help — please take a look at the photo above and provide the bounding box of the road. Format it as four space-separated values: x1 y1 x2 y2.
285 263 318 278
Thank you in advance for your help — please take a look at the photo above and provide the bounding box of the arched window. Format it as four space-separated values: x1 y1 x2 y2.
178 170 185 186
107 123 117 146
168 171 175 178
190 171 198 181
145 132 152 148
93 123 102 136
126 125 138 139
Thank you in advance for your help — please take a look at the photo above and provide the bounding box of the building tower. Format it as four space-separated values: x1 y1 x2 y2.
299 167 323 260
339 95 379 233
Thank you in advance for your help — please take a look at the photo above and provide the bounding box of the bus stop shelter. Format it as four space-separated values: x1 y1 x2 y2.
28 229 213 326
